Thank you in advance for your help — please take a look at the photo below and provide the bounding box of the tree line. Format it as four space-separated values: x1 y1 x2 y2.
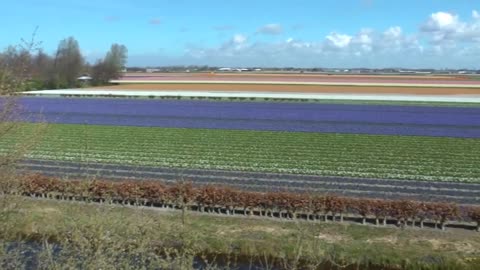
0 36 127 90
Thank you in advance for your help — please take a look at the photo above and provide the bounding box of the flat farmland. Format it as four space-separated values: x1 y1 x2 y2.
8 124 480 204
5 96 480 204
99 83 480 95
119 72 480 85
16 98 480 138
102 73 480 95
109 72 480 92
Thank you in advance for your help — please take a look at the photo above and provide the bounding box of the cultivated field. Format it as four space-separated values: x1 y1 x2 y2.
101 73 480 95
119 72 480 85
12 76 480 219
11 96 480 205
97 83 480 95
17 97 480 137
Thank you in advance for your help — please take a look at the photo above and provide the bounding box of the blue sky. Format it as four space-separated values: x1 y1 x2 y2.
2 0 480 68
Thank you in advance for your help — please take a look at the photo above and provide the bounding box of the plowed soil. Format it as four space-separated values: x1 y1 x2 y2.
97 83 480 95
119 73 480 85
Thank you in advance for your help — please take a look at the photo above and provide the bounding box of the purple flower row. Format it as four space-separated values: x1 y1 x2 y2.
18 97 480 138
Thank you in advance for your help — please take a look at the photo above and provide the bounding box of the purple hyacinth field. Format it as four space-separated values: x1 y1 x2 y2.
18 97 480 138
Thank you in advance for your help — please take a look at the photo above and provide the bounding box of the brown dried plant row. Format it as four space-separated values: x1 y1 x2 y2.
20 174 480 231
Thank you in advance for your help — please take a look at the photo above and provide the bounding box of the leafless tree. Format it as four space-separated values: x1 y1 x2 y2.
52 36 84 88
0 30 45 195
92 43 128 85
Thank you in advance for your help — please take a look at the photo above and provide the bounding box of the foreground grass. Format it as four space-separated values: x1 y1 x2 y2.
1 196 479 269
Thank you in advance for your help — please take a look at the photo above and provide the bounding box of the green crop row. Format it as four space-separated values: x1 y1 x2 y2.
2 123 480 183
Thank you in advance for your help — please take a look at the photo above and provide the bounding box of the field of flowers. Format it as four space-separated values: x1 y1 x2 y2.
4 96 479 204
19 159 480 204
3 123 480 182
19 97 480 138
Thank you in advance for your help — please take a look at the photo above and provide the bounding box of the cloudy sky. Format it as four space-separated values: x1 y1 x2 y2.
2 0 480 68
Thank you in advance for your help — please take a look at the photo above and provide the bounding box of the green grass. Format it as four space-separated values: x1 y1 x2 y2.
1 196 479 269
2 123 480 182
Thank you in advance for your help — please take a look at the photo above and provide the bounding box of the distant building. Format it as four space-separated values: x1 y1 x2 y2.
77 75 92 81
414 71 432 74
146 68 161 73
77 75 92 86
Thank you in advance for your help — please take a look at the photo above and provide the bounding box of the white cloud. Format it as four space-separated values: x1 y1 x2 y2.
233 34 247 44
422 11 459 31
357 32 372 45
353 29 373 52
420 10 480 44
188 34 250 59
384 26 402 39
473 10 480 20
146 10 480 68
257 24 283 35
325 33 352 48
379 26 420 51
182 28 427 68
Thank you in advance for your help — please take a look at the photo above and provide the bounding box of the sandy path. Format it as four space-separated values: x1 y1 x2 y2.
97 83 480 95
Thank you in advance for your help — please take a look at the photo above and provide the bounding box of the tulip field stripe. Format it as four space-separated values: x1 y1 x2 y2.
22 93 480 107
2 123 480 183
20 169 480 205
20 159 480 190
18 159 480 204
18 97 480 138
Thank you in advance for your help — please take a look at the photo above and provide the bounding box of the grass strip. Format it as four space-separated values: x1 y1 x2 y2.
1 196 479 269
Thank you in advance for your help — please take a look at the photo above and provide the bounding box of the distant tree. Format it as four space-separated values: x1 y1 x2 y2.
92 44 127 85
29 50 54 90
0 47 22 93
105 44 127 72
0 45 36 92
52 37 84 88
91 60 109 85
32 50 52 78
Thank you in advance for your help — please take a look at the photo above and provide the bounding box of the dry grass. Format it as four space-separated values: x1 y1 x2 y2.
0 196 479 269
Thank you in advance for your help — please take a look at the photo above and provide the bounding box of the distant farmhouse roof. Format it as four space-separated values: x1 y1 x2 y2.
77 75 92 81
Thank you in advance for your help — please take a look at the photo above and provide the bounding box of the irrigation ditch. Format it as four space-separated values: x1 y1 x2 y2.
2 240 405 270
